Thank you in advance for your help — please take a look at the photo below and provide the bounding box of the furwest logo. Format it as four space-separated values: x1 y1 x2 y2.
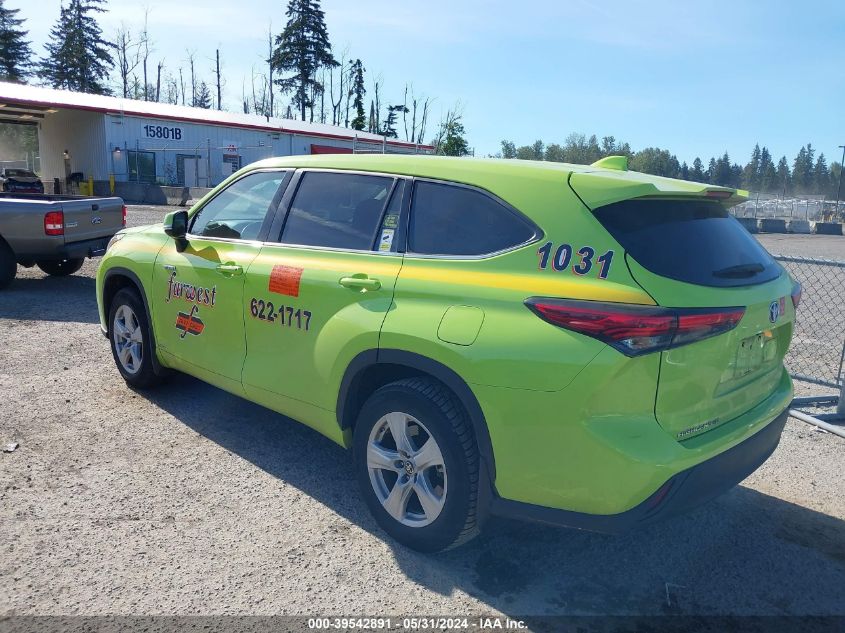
175 305 204 338
166 271 217 307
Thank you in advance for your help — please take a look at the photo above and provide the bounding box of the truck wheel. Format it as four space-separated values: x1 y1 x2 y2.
353 378 482 552
0 240 16 289
108 288 162 389
36 258 85 277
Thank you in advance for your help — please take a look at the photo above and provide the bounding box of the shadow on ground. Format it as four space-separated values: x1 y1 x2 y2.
0 272 99 324
145 373 845 617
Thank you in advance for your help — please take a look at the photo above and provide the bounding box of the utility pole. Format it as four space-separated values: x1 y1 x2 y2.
836 144 845 218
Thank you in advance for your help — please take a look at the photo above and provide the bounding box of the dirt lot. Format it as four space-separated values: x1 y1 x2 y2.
1 206 844 618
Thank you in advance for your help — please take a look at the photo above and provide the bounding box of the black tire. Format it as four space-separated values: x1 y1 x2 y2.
0 240 15 289
108 287 162 389
353 378 482 552
36 257 85 277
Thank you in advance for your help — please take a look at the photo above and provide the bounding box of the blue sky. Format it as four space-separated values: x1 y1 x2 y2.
17 0 845 165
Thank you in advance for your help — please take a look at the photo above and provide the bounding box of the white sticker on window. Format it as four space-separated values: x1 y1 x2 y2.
378 228 395 252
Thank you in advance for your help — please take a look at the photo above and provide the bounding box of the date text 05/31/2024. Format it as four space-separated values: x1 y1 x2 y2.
306 617 528 630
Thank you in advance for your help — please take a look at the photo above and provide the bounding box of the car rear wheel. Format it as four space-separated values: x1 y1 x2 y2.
353 378 482 552
108 288 161 389
36 258 85 277
0 240 16 289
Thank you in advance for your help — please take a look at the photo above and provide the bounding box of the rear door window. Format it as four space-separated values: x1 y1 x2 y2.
408 181 537 256
594 199 780 287
280 171 394 251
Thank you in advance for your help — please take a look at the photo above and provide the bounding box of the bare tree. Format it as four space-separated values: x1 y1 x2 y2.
266 25 274 117
114 25 141 98
179 67 186 106
140 9 151 100
215 49 222 110
155 60 163 102
186 50 196 106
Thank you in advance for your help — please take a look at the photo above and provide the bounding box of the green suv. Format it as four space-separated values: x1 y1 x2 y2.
97 155 798 551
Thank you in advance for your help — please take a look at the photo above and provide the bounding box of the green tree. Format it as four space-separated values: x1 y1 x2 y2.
515 140 543 160
348 59 366 130
813 154 829 194
434 111 469 157
689 157 706 182
776 156 791 196
630 147 680 178
0 0 32 82
271 0 337 121
544 143 566 162
193 81 212 109
759 147 777 193
791 144 815 194
742 144 761 191
680 161 689 180
38 0 113 94
500 140 516 159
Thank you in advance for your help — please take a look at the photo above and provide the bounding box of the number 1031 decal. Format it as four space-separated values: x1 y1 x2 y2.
537 242 614 279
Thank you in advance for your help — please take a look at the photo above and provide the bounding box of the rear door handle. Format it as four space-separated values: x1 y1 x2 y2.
339 275 381 291
216 264 243 276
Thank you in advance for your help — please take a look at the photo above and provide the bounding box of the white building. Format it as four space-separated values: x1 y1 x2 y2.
0 82 432 197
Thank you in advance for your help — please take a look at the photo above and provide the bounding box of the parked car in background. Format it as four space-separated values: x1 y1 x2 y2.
97 154 798 552
0 168 44 194
0 193 125 288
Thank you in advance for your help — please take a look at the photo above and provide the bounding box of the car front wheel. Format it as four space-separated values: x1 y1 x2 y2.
353 378 483 552
108 288 161 389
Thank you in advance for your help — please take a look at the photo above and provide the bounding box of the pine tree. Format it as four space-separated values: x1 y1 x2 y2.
0 0 32 82
776 157 791 196
38 0 113 94
193 81 211 108
759 147 776 193
271 0 337 121
349 59 366 130
742 144 761 191
680 161 689 180
706 157 717 183
814 154 829 194
689 157 706 182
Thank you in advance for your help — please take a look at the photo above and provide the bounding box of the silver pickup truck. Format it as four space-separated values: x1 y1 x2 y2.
0 193 125 288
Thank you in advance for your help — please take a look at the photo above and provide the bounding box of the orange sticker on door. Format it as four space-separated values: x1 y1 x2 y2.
268 265 303 297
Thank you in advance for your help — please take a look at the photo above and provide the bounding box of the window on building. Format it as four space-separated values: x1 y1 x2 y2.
408 181 537 256
280 172 393 250
190 170 287 241
127 150 156 183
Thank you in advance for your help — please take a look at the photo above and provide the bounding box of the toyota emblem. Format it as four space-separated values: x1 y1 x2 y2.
769 300 780 323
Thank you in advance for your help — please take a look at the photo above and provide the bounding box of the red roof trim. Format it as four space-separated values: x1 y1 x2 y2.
4 95 433 150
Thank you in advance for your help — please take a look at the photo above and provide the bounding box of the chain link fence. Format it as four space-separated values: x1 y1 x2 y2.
774 255 845 418
735 194 842 222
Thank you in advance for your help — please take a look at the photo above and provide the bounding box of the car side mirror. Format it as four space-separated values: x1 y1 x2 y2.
164 210 188 238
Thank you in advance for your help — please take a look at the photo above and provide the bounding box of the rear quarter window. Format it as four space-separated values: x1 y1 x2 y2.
594 199 781 287
409 181 537 256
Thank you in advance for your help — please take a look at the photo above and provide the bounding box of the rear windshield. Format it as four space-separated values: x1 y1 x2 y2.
594 199 781 288
5 169 36 178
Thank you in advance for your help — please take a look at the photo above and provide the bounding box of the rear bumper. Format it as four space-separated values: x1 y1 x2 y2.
28 236 113 261
490 406 789 534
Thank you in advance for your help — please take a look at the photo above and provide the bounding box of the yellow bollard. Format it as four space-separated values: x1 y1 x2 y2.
88 175 94 196
109 174 115 194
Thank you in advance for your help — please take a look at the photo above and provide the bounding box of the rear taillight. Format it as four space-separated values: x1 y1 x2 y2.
44 210 64 236
791 282 802 309
525 298 745 356
122 205 127 226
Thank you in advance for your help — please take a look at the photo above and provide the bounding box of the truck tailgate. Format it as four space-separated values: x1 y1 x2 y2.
61 197 124 243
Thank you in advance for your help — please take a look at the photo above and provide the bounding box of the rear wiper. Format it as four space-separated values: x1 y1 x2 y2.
713 263 765 278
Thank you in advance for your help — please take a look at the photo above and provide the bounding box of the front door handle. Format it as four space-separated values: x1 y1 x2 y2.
216 263 243 276
339 275 381 291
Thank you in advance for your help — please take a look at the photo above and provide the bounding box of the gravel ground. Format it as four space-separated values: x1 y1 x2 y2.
1 206 843 618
